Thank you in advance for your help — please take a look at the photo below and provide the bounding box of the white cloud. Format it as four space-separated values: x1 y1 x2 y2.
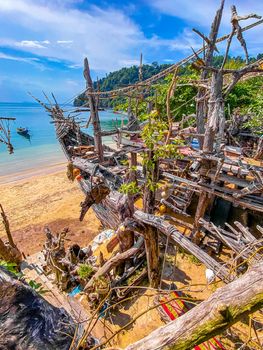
119 59 140 66
0 52 39 63
57 40 73 44
149 0 263 28
0 0 145 71
16 40 49 49
148 0 263 58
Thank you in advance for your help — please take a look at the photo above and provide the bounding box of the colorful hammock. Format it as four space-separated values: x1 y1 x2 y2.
158 291 225 350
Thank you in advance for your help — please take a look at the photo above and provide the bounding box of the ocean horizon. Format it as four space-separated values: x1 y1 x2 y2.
0 102 126 178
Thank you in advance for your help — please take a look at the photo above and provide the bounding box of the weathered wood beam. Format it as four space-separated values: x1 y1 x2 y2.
84 238 144 291
195 0 225 146
124 261 263 350
83 58 104 162
162 172 263 212
143 151 161 288
133 211 232 282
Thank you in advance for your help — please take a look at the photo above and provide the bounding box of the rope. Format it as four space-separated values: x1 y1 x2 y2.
82 19 263 98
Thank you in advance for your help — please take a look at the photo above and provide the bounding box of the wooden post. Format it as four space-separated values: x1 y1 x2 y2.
0 238 22 264
0 204 15 248
83 58 104 162
143 150 160 288
195 0 225 147
194 71 224 237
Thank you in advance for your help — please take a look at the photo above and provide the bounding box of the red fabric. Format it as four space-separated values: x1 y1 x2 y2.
159 292 226 350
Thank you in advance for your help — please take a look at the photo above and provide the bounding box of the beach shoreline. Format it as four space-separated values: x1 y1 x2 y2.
0 169 101 256
0 161 67 185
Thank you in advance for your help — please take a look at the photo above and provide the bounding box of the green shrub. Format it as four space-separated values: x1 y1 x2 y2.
78 264 94 280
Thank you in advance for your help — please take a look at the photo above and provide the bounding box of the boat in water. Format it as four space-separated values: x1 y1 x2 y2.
17 127 29 136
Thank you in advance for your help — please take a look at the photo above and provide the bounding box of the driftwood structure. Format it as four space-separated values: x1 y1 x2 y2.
30 2 263 348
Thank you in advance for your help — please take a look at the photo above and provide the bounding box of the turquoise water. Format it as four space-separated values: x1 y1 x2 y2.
0 103 126 176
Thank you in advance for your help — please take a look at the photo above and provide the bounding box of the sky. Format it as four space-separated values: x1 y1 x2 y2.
0 0 262 103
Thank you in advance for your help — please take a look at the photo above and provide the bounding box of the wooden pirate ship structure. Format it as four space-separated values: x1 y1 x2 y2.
30 3 263 348
34 2 263 288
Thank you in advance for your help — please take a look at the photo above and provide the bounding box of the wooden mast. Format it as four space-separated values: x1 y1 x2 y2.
83 58 104 162
193 1 225 235
195 0 225 147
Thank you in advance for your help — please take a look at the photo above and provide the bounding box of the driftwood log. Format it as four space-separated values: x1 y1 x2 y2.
84 238 144 291
0 204 22 264
123 261 263 350
80 182 110 221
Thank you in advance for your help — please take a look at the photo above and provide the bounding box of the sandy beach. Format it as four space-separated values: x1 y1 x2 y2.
0 165 101 256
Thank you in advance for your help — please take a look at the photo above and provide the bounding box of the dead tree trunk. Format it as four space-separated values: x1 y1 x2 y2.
124 261 263 350
84 58 104 162
194 70 224 236
0 204 22 264
203 70 224 153
195 0 225 147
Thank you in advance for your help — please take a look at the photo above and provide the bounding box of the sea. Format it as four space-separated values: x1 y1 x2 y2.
0 102 126 178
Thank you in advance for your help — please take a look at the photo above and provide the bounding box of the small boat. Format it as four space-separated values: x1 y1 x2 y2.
17 127 29 136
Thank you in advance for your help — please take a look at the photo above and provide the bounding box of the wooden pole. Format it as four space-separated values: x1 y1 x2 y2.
196 0 225 148
124 262 263 350
83 58 104 162
142 150 160 288
0 238 22 264
0 204 15 247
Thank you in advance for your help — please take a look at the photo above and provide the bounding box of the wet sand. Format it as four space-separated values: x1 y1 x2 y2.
0 167 101 255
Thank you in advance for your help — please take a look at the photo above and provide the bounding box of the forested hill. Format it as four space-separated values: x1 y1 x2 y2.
74 62 171 106
74 54 263 107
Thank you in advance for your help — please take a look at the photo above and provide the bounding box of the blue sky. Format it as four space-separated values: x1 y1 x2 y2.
0 0 262 102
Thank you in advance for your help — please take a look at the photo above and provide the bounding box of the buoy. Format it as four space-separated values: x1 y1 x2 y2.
161 191 167 198
76 174 83 181
159 204 166 214
73 168 81 179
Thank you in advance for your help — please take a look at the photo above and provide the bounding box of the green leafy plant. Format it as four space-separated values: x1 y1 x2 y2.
120 159 129 166
78 264 94 280
28 280 49 295
0 260 18 275
119 181 141 195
